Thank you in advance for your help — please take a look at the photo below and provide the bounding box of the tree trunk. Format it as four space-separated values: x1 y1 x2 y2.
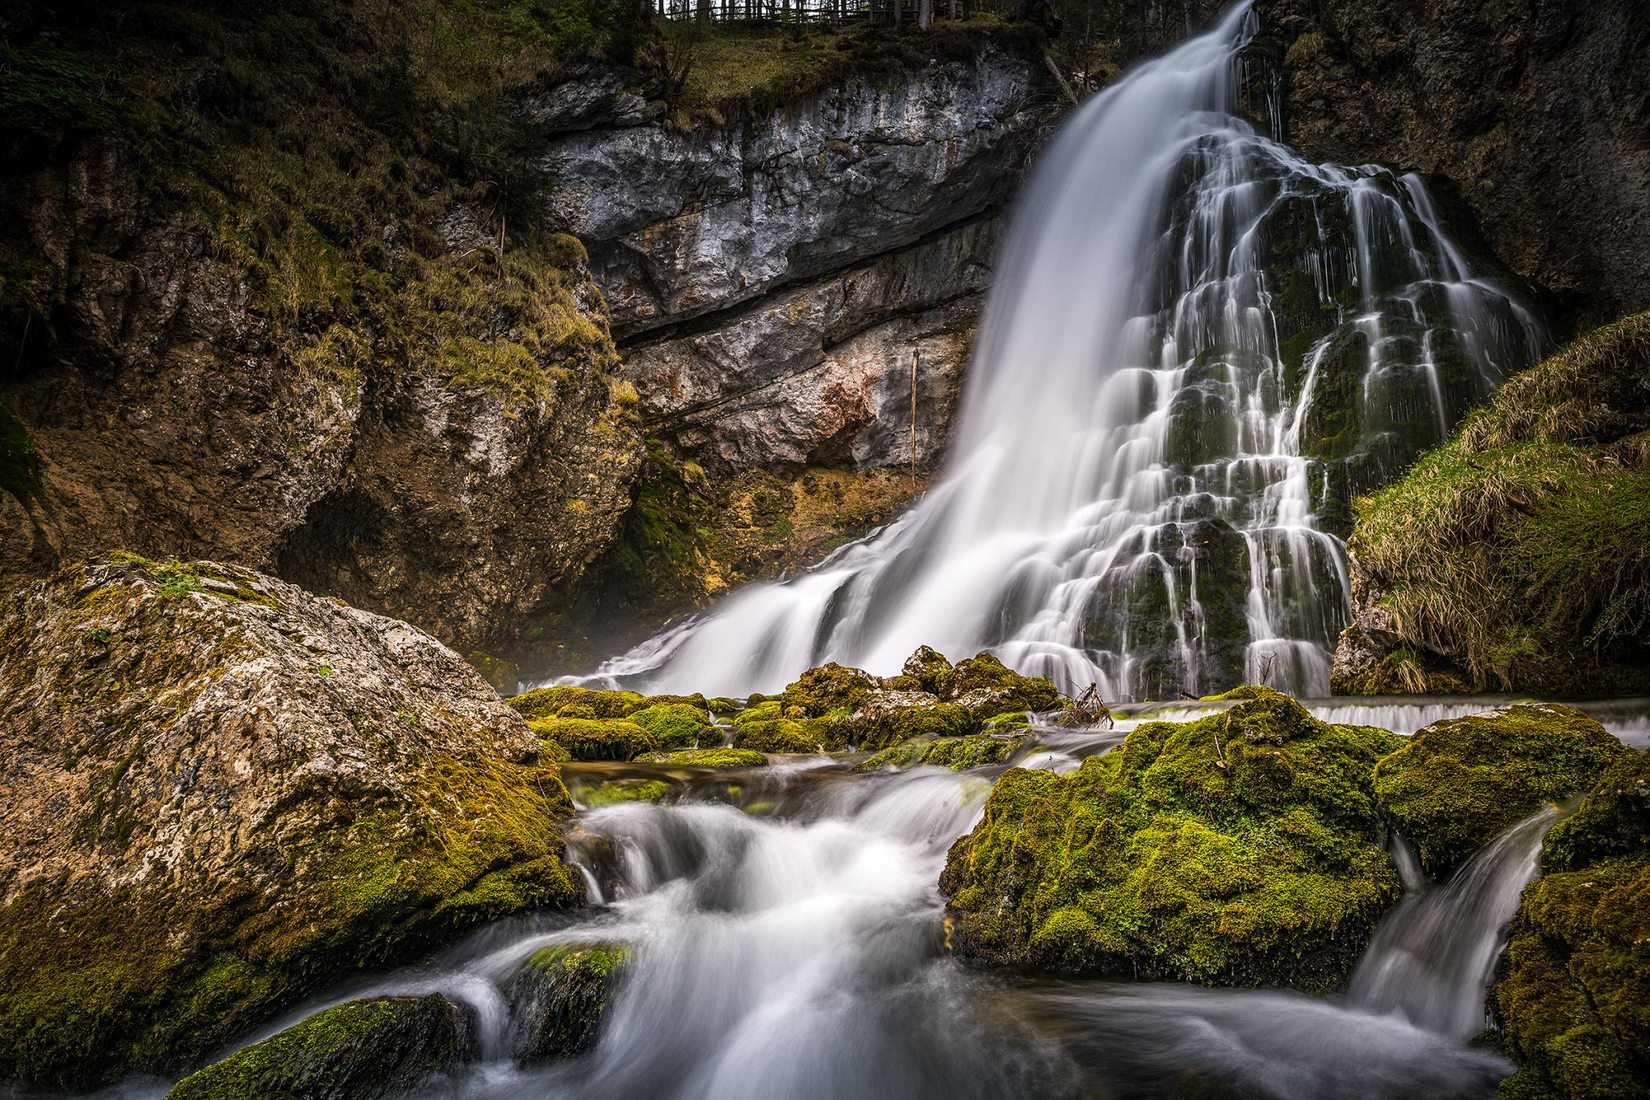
919 0 932 28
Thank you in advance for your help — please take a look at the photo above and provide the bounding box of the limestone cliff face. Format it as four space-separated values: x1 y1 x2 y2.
534 46 1047 476
1257 0 1650 328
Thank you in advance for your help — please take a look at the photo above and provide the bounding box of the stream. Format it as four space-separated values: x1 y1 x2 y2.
81 694 1646 1100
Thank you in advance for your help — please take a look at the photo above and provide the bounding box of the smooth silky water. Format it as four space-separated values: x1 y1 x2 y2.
575 0 1542 702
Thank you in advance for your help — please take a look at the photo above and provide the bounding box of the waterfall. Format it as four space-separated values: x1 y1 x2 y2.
1346 808 1563 1038
577 0 1541 701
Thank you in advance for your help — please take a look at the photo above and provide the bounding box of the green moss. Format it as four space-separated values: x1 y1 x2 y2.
780 662 878 717
509 942 629 1062
634 747 766 769
1346 311 1650 694
528 717 657 762
729 718 820 754
855 701 977 750
508 685 646 721
571 779 670 808
164 994 474 1100
937 652 1061 717
1373 704 1627 877
626 702 712 750
940 691 1402 990
1495 750 1650 1098
858 733 1025 772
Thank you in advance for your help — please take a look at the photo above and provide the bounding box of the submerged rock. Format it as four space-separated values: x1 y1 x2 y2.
165 995 477 1100
633 748 767 769
1495 749 1650 1097
0 556 582 1090
508 942 630 1063
940 690 1402 991
1373 704 1628 878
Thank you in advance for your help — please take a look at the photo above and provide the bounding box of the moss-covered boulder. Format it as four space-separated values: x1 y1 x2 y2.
778 662 879 717
901 645 954 693
165 994 476 1100
730 719 822 753
851 688 978 749
1335 311 1650 695
1373 704 1628 877
528 717 659 761
1495 749 1650 1098
625 702 714 749
508 685 647 721
940 690 1403 990
936 652 1061 718
508 942 629 1063
0 557 583 1091
634 747 767 768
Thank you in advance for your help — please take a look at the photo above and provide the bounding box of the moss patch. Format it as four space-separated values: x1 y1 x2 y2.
1372 704 1627 877
528 717 657 762
634 747 765 768
1495 749 1650 1097
940 690 1402 990
509 942 629 1063
164 994 475 1100
626 702 713 750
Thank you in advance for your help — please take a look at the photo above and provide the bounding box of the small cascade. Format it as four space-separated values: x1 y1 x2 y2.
578 0 1542 702
1347 808 1563 1038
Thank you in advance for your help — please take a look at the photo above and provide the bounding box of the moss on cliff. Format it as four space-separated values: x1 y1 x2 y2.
1495 749 1650 1098
1373 704 1628 878
164 995 476 1100
1342 311 1650 694
940 690 1402 990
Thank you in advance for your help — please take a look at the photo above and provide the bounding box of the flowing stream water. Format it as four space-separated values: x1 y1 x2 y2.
578 0 1542 702
85 723 1598 1100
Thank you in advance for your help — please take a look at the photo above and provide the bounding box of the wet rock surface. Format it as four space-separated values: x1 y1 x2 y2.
0 555 582 1089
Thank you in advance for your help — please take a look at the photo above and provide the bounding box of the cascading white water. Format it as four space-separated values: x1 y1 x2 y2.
578 0 1541 702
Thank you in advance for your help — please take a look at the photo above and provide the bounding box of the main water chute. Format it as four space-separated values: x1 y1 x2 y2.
581 0 1541 700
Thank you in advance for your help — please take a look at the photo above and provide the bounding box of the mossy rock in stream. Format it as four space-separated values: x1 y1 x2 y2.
851 692 978 750
857 733 1027 773
940 689 1403 991
508 942 630 1063
729 718 823 753
634 747 767 768
527 717 659 761
625 702 714 749
1495 749 1650 1099
165 994 477 1100
935 652 1061 719
508 685 647 721
778 662 880 717
1373 704 1628 878
571 779 672 808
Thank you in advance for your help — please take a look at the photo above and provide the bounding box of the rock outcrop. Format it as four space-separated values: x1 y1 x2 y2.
940 689 1403 991
532 40 1047 532
1372 704 1628 877
1495 748 1650 1097
0 555 582 1089
1333 311 1650 696
1258 0 1650 327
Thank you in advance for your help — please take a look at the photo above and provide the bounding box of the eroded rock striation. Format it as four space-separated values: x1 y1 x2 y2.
0 555 582 1089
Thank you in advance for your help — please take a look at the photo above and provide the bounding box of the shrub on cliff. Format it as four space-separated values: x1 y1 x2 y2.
0 556 583 1090
1337 311 1650 694
940 689 1402 990
1495 749 1650 1098
1373 704 1628 877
